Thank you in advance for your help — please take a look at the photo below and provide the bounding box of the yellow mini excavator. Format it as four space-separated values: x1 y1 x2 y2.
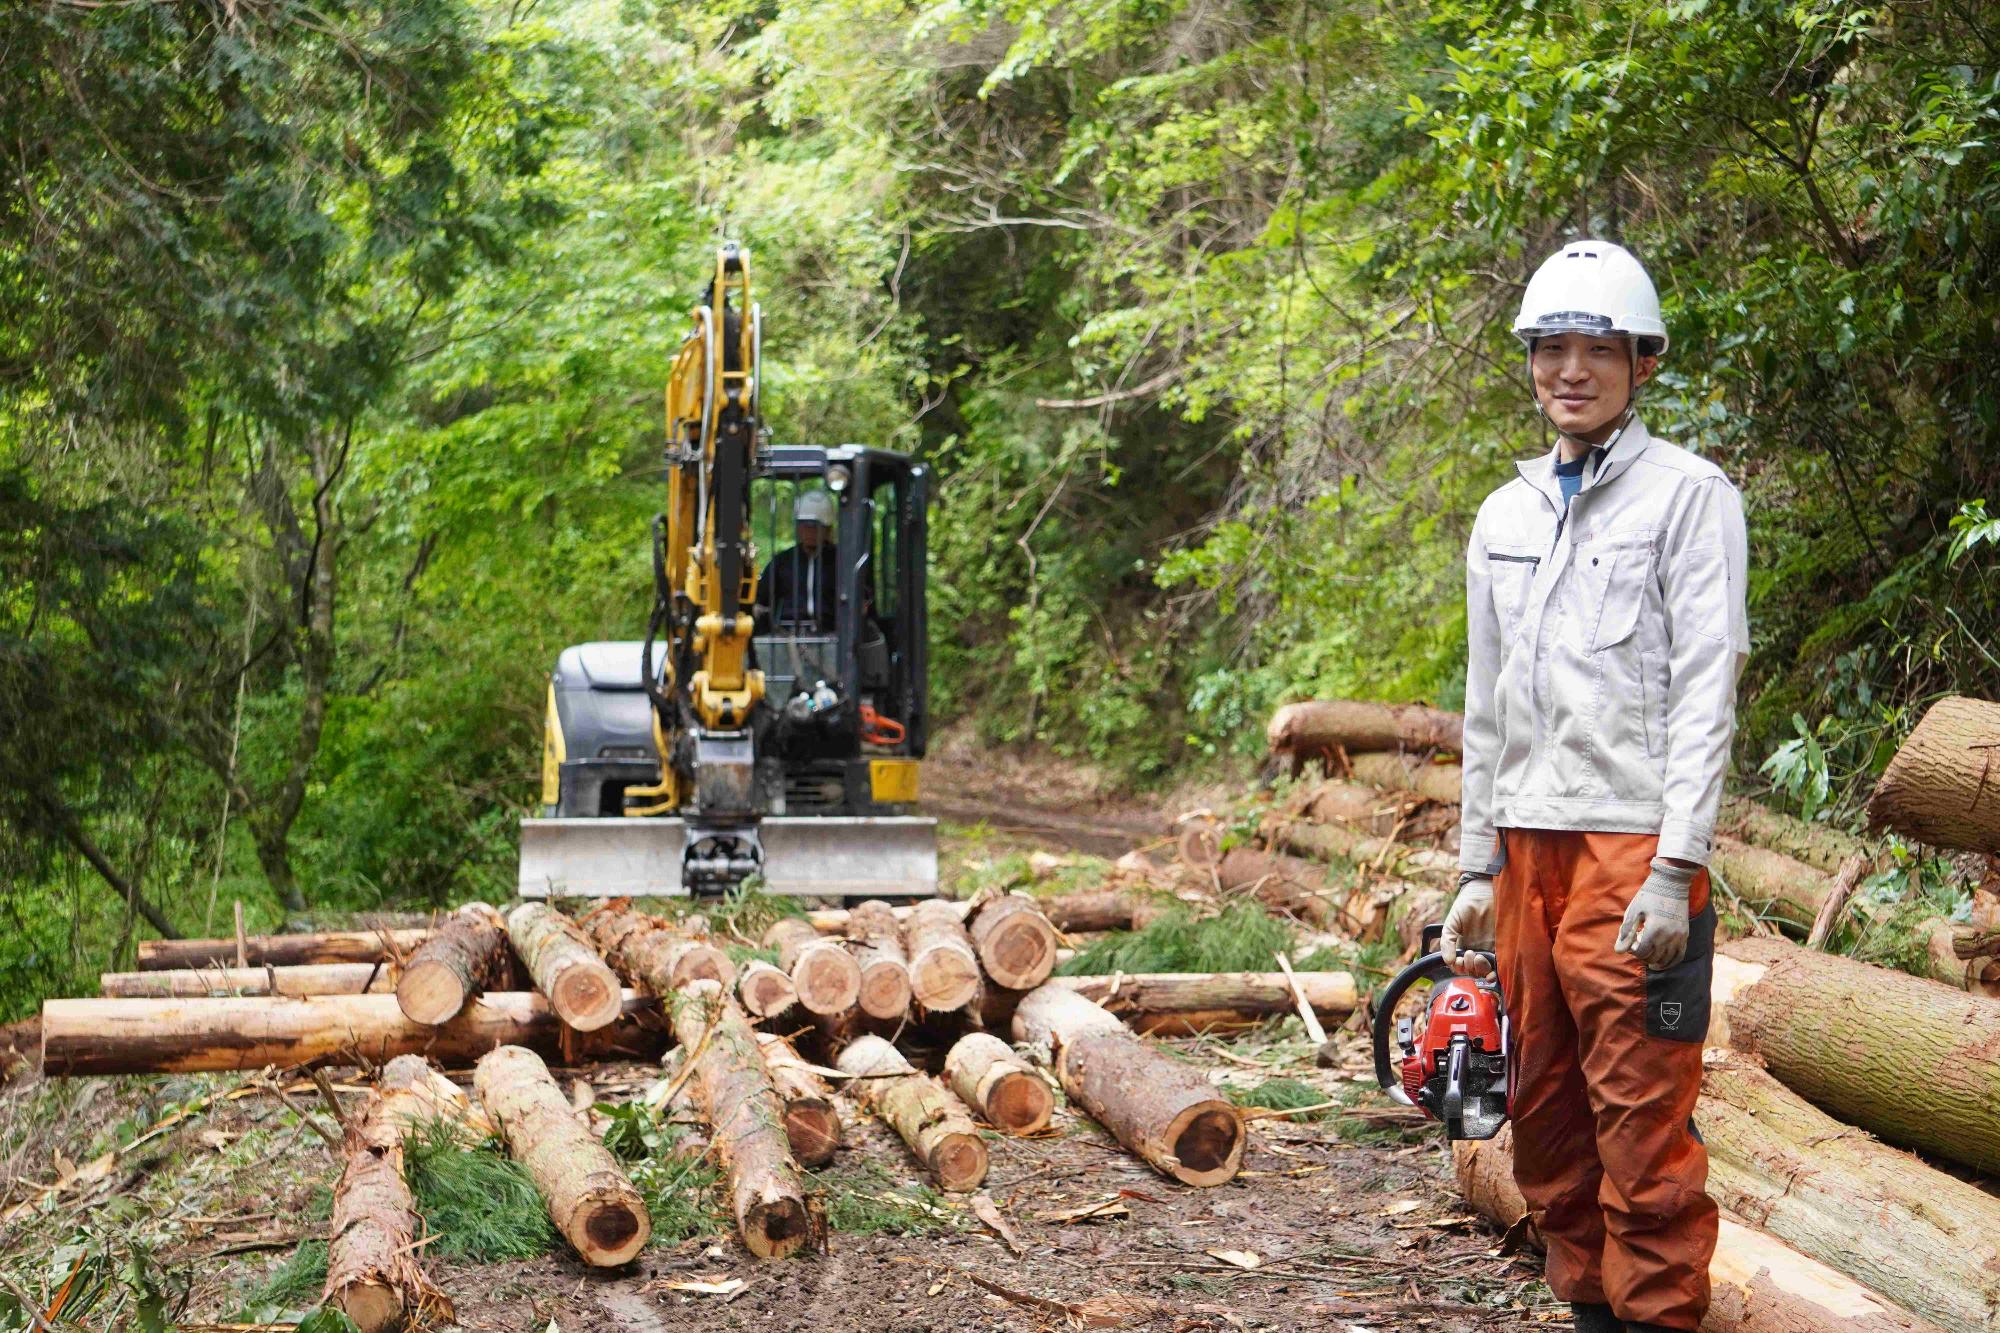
519 245 935 899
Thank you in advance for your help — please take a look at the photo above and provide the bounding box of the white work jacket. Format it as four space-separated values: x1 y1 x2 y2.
1459 419 1749 875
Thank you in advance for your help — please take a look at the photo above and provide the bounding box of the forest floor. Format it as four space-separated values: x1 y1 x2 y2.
0 741 1556 1331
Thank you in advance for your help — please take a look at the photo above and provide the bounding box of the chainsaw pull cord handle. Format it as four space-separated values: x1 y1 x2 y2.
1370 947 1499 1106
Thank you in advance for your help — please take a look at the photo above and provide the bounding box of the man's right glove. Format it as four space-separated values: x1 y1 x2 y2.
1440 872 1495 977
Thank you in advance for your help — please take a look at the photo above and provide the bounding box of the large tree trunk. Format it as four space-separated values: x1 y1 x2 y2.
903 899 981 1012
1011 985 1244 1187
835 1034 988 1192
763 917 862 1017
42 991 660 1075
506 904 623 1032
1453 1126 1944 1333
736 960 798 1019
1866 696 2000 854
1266 700 1463 768
101 962 394 998
944 1032 1052 1135
842 900 913 1021
322 1083 453 1331
965 893 1060 991
397 904 509 1026
1700 1050 2000 1332
754 1034 841 1168
474 1045 650 1266
1720 798 1873 875
583 905 735 997
1712 936 2000 1174
137 927 429 971
667 981 818 1259
1708 838 1832 932
1343 753 1466 806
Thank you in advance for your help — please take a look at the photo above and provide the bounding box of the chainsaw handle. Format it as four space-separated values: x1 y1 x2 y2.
1370 946 1498 1104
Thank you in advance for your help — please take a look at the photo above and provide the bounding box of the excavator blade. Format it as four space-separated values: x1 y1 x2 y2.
517 816 937 900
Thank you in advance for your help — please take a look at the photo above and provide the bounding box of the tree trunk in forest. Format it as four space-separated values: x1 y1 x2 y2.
965 893 1060 990
1867 696 2000 854
1266 700 1463 769
1720 797 1873 874
1453 1125 1945 1333
763 917 862 1016
137 927 430 971
506 903 623 1032
736 960 798 1019
842 900 913 1021
583 905 735 997
474 1044 650 1266
1011 985 1245 1187
1711 936 2000 1174
102 962 394 997
835 1034 988 1192
1698 1050 2000 1332
666 981 818 1258
1343 752 1466 806
903 898 981 1012
397 903 508 1026
754 1033 841 1168
42 991 661 1075
322 1082 453 1331
943 1032 1052 1135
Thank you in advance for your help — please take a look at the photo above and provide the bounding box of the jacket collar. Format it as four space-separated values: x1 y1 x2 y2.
1514 416 1655 509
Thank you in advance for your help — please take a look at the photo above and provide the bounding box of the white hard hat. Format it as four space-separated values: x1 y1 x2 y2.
1513 240 1668 355
795 490 835 526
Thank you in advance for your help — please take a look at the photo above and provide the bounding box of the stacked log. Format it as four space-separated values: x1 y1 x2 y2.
1720 797 1872 874
835 1034 988 1192
755 1034 842 1167
736 960 799 1019
944 1032 1052 1134
1866 696 2000 854
842 900 914 1021
964 893 1060 991
763 917 863 1017
101 962 394 998
506 904 624 1032
583 905 735 997
1266 700 1463 769
397 903 510 1026
904 899 982 1012
1343 752 1465 807
137 927 430 971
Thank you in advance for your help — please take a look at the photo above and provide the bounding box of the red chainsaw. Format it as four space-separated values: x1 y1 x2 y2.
1370 923 1510 1140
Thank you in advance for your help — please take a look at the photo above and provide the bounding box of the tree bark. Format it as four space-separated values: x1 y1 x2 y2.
1343 753 1466 807
1866 696 2000 854
1011 985 1244 1187
754 1033 841 1168
666 981 818 1258
322 1081 453 1331
1712 936 2000 1173
42 991 661 1075
763 917 862 1017
1266 700 1463 768
842 900 913 1021
903 898 982 1012
944 1032 1052 1135
736 960 798 1019
1058 970 1359 1024
506 903 623 1032
965 893 1060 990
1452 1125 1945 1333
583 905 736 997
835 1034 988 1192
377 1053 493 1141
397 904 509 1026
1258 822 1455 887
1708 838 1833 933
1720 797 1872 875
102 962 394 998
474 1045 650 1266
1915 917 2000 997
1700 1050 2000 1332
137 927 430 971
1037 888 1167 934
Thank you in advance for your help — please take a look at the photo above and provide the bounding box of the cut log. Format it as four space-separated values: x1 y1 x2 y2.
666 982 817 1258
943 1032 1052 1135
980 970 1361 1040
1453 1125 1945 1333
376 1053 492 1140
763 917 863 1017
1711 936 2000 1174
1344 752 1466 806
1866 695 2000 854
582 905 736 997
474 1045 650 1266
505 904 623 1033
1214 846 1338 926
397 903 509 1026
754 1034 841 1167
100 962 393 998
1720 797 1873 874
736 960 798 1019
41 991 661 1075
1258 822 1455 887
1012 985 1244 1187
1266 700 1463 768
965 893 1060 990
322 1081 453 1332
903 899 981 1012
1037 888 1165 934
137 927 430 972
1700 1049 2000 1332
1916 916 2000 997
1708 838 1832 933
842 900 913 1021
835 1034 988 1192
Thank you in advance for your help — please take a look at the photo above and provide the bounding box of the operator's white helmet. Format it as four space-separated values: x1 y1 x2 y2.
1513 240 1668 355
795 489 836 526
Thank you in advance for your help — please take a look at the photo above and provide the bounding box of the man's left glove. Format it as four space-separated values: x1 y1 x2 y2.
1615 858 1696 970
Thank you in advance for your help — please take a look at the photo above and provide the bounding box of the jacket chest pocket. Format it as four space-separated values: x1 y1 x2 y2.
1485 546 1542 641
1577 539 1655 651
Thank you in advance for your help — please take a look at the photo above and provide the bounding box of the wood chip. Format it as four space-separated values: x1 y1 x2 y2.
971 1193 1024 1254
1205 1248 1263 1269
1034 1197 1131 1224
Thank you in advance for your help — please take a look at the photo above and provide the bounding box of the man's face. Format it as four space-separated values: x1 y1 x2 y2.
796 520 825 552
1531 331 1657 442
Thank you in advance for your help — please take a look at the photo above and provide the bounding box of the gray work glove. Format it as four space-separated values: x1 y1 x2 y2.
1616 858 1696 969
1440 873 1496 977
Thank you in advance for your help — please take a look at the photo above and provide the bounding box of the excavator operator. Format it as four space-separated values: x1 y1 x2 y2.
758 489 841 631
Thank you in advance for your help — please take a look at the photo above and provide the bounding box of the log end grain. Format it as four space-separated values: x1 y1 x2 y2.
909 948 980 1012
974 907 1059 991
981 1068 1053 1135
794 945 864 1017
332 1281 402 1332
549 962 624 1032
577 1187 651 1266
855 958 912 1021
1156 1102 1244 1188
396 959 470 1027
926 1131 990 1193
782 1099 842 1168
737 961 798 1018
741 1195 814 1260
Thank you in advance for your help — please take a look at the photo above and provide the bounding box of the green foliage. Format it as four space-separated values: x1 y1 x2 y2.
0 1236 189 1332
402 1120 557 1262
813 1163 963 1236
1225 1078 1335 1119
1058 901 1298 976
596 1101 728 1243
241 1240 329 1314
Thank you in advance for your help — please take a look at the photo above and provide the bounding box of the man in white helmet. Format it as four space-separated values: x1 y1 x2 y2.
758 488 841 631
1440 240 1749 1333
